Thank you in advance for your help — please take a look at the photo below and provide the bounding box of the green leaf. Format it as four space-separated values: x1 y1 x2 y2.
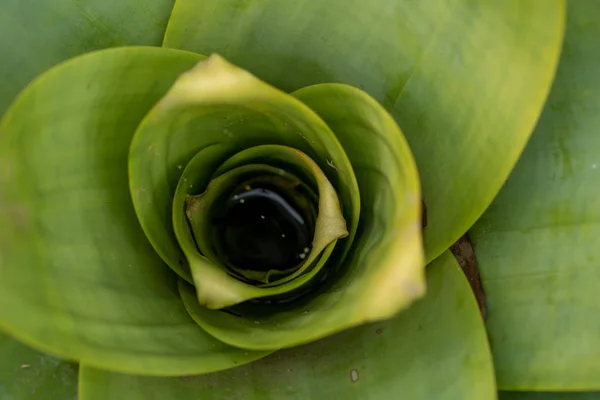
79 251 495 400
0 333 77 400
129 54 360 286
178 146 347 308
499 392 600 400
0 0 175 114
470 0 600 390
163 0 565 262
172 81 423 351
0 47 267 376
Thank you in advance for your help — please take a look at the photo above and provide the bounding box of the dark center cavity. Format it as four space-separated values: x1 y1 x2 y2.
212 176 315 272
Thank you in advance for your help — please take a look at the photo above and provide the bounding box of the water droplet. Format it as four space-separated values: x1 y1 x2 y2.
299 253 306 259
303 247 310 253
260 215 265 219
281 234 286 238
177 165 182 169
351 369 359 382
240 199 245 204
592 163 598 169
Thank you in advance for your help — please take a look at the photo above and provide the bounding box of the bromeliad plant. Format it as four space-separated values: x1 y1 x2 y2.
1 0 599 399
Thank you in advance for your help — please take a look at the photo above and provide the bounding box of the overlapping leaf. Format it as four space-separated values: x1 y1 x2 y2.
80 252 495 400
164 0 565 262
0 47 267 376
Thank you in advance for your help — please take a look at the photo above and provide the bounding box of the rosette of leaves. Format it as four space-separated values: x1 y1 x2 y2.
1 1 599 399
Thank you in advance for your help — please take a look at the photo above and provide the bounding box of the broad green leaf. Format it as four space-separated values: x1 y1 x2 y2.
79 251 495 400
175 82 423 351
499 392 600 400
0 0 175 114
470 0 600 390
129 54 360 286
0 47 267 376
0 333 77 400
163 0 565 262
